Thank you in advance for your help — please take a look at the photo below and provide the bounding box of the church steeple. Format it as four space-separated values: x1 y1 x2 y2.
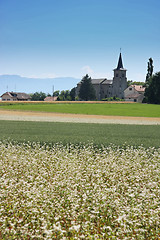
113 52 127 99
116 52 124 69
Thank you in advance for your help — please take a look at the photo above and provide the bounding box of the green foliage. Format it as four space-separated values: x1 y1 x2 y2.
146 57 153 83
70 87 76 101
0 120 160 148
144 72 160 104
30 91 47 101
53 90 60 97
79 74 96 100
57 90 71 101
56 89 76 101
102 97 123 101
127 80 145 87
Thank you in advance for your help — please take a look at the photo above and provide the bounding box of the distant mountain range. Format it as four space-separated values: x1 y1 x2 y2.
0 75 80 96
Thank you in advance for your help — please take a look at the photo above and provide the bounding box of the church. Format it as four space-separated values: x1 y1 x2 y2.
76 53 128 100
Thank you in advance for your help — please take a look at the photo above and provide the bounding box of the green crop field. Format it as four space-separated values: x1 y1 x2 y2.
0 102 160 117
0 120 160 148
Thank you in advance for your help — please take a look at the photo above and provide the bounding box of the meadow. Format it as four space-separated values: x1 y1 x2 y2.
0 120 160 148
1 142 159 239
0 101 160 117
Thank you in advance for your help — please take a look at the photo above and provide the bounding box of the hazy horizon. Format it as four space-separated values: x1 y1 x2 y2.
0 0 160 87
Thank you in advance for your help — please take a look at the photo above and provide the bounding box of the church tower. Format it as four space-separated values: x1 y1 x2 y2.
112 53 127 99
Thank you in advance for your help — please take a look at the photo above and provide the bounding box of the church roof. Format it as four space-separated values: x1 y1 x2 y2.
91 79 113 85
115 53 126 70
77 78 113 85
101 79 113 85
91 78 106 84
117 53 123 69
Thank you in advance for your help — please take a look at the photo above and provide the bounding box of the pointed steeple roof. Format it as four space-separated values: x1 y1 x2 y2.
117 53 124 69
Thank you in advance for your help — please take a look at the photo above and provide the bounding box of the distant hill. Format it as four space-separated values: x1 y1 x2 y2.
0 75 80 95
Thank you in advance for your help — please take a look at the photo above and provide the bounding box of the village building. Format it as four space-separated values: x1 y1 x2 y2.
124 85 145 103
44 96 58 101
1 92 31 101
76 53 128 100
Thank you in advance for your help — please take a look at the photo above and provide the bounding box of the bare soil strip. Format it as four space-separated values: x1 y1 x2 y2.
0 109 160 125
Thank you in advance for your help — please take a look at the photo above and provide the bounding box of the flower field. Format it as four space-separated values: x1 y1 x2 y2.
0 142 160 239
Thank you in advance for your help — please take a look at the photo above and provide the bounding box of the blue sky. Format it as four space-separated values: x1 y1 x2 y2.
0 0 160 82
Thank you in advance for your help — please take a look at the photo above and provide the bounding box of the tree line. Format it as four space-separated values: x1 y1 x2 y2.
143 58 160 104
30 88 76 101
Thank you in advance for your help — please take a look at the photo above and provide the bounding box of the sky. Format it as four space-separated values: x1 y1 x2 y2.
0 0 160 83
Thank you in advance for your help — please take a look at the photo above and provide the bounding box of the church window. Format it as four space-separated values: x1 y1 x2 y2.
122 73 125 77
116 74 118 77
129 87 132 91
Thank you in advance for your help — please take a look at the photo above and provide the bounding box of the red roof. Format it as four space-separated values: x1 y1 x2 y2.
44 96 57 101
131 85 145 92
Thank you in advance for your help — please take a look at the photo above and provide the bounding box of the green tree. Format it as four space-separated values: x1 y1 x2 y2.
144 72 160 104
53 90 60 97
127 80 145 87
70 87 76 101
146 58 153 84
57 90 71 101
30 92 47 101
79 74 96 101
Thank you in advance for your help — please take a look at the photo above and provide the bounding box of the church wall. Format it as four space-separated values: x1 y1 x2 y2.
100 84 112 99
112 70 127 99
95 84 101 100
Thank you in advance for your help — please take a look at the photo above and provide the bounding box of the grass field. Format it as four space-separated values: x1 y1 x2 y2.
0 102 160 117
0 120 160 148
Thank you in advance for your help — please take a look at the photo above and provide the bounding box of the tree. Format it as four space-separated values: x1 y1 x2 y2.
79 74 96 101
144 72 160 104
57 90 71 101
53 90 60 97
127 80 145 87
146 58 153 84
30 92 47 101
70 87 76 101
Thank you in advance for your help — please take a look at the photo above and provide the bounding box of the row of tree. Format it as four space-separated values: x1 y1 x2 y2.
30 75 95 101
30 88 76 101
144 58 160 104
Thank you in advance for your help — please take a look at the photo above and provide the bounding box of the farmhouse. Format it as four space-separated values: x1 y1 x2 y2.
1 92 31 101
44 96 58 101
76 53 128 100
124 85 145 103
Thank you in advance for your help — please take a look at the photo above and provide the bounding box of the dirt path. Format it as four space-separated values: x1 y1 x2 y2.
0 109 160 125
0 110 160 125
